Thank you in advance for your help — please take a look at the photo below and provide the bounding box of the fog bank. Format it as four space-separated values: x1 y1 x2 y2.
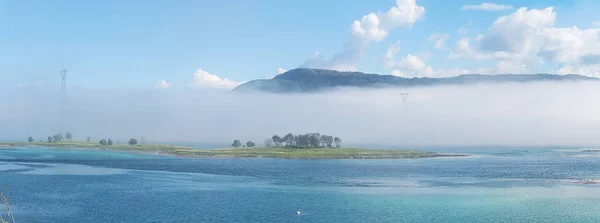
2 82 600 147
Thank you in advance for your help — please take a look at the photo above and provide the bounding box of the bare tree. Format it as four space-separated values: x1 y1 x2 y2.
264 139 273 147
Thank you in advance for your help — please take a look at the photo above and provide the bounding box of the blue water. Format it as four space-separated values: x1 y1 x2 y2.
2 146 600 222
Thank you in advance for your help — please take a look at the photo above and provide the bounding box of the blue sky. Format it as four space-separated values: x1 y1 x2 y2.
1 0 600 89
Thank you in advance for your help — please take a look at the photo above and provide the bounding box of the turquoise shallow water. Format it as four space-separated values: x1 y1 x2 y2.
1 146 600 222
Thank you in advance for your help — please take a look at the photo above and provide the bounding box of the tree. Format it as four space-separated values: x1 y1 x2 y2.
128 138 138 145
309 134 320 148
334 137 342 148
325 135 334 147
108 139 113 145
28 137 34 143
320 135 327 147
52 134 63 142
272 135 282 146
293 135 299 148
246 141 256 147
264 139 273 147
86 137 91 142
47 136 53 143
295 134 310 148
99 139 107 145
65 132 72 141
231 139 242 148
283 133 294 147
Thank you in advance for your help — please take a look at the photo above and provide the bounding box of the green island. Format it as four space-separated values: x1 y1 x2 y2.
2 132 466 159
0 141 463 159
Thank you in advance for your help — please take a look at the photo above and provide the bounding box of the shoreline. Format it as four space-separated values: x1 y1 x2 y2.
0 142 468 159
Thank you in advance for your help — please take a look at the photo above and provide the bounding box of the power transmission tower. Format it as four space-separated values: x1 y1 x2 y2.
60 69 67 133
61 68 67 95
401 92 409 101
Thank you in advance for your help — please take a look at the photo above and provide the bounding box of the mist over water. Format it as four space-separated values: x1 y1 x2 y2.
2 81 600 147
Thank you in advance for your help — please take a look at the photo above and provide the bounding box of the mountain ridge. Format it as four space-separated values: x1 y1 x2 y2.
232 68 598 93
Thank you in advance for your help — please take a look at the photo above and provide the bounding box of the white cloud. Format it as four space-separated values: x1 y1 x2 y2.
447 7 600 76
383 43 432 77
538 27 600 65
479 7 555 54
382 41 401 68
277 68 287 74
594 21 600 27
449 37 516 60
391 69 405 77
495 60 529 74
461 3 513 11
301 51 359 71
555 64 600 77
384 40 528 77
396 54 435 76
190 69 241 89
384 43 473 77
351 0 425 42
301 0 425 71
428 33 450 50
351 13 388 42
156 80 172 89
457 21 473 36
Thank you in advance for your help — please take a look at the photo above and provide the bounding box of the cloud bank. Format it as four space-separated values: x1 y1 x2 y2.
448 7 600 76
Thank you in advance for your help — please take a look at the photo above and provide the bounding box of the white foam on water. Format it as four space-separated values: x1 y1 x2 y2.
0 162 30 171
21 163 128 175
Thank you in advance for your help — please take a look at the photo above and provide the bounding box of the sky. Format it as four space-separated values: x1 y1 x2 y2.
2 0 600 148
2 0 600 90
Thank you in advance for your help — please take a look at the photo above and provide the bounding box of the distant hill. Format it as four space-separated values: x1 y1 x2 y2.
232 68 598 93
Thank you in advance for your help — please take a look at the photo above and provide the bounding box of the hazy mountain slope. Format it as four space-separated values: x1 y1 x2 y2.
233 68 598 93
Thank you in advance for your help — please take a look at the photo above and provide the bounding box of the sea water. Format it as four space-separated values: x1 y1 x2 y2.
1 146 600 222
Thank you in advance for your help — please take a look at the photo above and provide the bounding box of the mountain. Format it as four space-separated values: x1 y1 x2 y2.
232 68 598 93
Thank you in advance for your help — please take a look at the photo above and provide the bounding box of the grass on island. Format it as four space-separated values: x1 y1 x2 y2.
174 147 438 159
2 141 442 159
3 141 193 153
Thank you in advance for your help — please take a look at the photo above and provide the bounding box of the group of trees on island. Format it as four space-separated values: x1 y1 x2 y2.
99 138 138 146
28 132 74 143
231 140 255 148
232 133 342 149
270 133 342 148
28 133 143 146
